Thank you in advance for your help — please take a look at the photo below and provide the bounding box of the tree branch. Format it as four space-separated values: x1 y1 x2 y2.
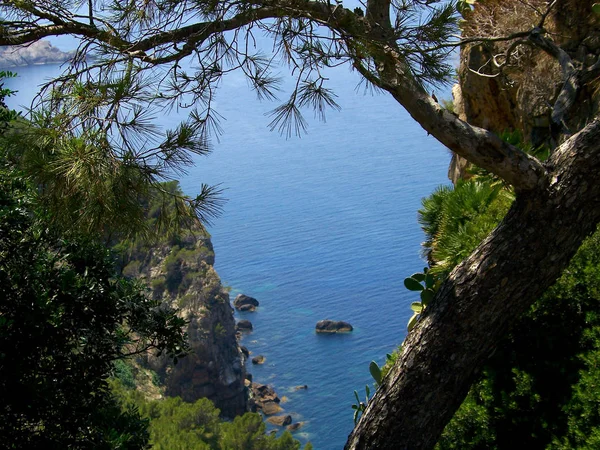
528 27 578 139
351 49 548 191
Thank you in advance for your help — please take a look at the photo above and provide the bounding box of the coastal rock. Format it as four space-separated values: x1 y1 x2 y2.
250 382 286 415
287 422 304 432
267 415 292 427
236 320 253 332
261 401 282 415
315 319 353 333
251 382 280 403
117 215 247 418
251 355 266 365
233 294 259 311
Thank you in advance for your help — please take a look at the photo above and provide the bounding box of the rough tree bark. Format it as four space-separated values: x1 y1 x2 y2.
346 118 600 449
0 0 598 449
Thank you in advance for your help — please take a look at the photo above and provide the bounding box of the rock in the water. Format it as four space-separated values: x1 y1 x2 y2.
315 319 353 333
251 382 279 403
251 355 266 365
294 385 308 391
287 422 304 432
267 415 292 426
250 382 283 414
236 320 253 332
261 401 282 415
233 294 259 311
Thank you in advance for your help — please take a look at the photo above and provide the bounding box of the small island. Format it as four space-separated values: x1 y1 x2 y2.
0 40 74 68
315 320 353 333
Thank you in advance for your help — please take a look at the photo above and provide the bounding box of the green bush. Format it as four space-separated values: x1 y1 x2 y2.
113 359 137 390
437 227 600 448
0 166 187 448
112 385 311 450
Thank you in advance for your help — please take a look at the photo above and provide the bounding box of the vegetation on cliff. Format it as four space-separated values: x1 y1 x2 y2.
0 146 187 448
111 380 311 450
112 179 248 418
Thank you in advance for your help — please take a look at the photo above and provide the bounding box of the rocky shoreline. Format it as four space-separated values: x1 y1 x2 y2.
234 293 307 433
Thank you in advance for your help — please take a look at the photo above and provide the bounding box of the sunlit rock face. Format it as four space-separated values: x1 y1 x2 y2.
449 0 600 183
122 235 248 418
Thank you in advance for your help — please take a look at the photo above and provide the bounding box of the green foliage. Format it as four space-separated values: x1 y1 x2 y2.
369 360 383 385
0 71 20 128
403 267 442 331
380 349 401 380
352 358 390 423
114 359 137 390
0 89 186 447
0 164 188 447
112 384 308 449
437 226 600 448
220 413 301 450
1 112 224 238
149 397 221 449
214 322 227 338
351 386 371 425
412 129 600 448
418 179 513 277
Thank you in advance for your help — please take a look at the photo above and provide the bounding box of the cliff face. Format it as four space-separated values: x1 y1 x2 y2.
450 0 600 181
119 234 248 418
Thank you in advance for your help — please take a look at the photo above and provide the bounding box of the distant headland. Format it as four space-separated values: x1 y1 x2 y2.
0 40 74 68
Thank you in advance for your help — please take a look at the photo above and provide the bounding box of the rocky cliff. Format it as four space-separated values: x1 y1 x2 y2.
117 221 247 418
450 0 600 181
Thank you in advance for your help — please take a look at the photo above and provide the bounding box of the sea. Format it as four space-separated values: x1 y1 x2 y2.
5 60 451 449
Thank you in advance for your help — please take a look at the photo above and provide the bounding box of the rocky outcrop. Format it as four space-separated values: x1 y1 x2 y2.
315 319 353 333
233 294 259 311
236 320 253 332
0 40 74 67
119 230 247 418
267 415 292 426
251 355 266 365
450 0 600 182
287 422 304 432
249 382 283 415
262 401 283 415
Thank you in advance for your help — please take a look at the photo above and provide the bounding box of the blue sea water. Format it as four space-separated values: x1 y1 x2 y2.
6 63 450 449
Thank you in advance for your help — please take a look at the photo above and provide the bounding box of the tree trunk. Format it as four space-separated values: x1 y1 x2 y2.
346 118 600 449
